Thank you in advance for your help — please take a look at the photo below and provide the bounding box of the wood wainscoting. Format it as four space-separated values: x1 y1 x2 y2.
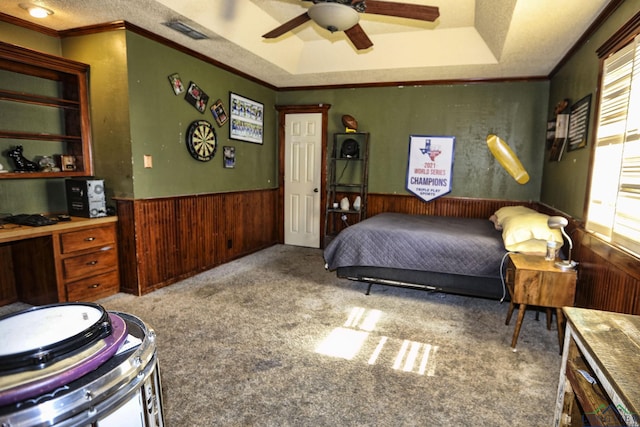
367 193 536 218
537 204 640 315
326 192 534 235
112 190 640 315
115 189 278 296
572 229 640 314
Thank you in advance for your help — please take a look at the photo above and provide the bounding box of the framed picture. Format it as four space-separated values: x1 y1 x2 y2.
229 92 264 144
185 81 209 113
567 94 592 151
546 119 556 149
549 113 569 162
210 99 228 126
223 146 236 168
168 73 184 95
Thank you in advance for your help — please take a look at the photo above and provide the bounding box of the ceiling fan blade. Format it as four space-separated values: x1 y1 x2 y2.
364 0 439 22
262 12 312 38
344 24 373 50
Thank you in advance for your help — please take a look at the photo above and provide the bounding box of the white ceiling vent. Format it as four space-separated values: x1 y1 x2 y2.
163 20 209 40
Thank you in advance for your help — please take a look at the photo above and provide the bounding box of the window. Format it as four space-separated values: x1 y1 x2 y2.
586 33 640 257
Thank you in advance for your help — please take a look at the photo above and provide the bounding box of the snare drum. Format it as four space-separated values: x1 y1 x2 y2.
0 306 164 427
0 302 119 406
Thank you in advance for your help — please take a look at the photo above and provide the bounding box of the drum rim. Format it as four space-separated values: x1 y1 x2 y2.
0 313 127 407
0 302 112 372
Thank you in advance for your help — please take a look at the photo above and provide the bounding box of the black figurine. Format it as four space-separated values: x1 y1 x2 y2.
7 145 40 172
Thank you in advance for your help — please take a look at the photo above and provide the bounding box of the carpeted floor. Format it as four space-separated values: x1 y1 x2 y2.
2 244 563 426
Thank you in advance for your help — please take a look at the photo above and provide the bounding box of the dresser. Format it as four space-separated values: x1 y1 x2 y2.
0 216 119 305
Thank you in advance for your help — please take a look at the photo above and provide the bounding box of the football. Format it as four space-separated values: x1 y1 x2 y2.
341 114 358 131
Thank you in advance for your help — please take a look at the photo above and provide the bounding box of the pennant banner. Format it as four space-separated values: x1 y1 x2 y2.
406 135 455 202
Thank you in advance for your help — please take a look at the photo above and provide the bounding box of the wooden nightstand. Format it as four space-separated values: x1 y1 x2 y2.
504 253 577 351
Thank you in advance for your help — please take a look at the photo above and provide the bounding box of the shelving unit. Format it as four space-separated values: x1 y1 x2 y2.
0 41 93 179
324 132 369 245
554 307 640 426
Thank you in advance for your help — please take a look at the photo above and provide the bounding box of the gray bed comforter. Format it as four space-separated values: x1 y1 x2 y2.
323 212 506 278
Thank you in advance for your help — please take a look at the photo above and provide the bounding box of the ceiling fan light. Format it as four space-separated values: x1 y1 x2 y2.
308 3 359 33
19 3 54 18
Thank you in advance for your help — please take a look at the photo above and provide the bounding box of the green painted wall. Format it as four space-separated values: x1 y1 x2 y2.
543 1 640 220
61 31 133 201
0 22 60 55
61 30 278 200
124 32 278 198
0 25 278 214
278 81 549 201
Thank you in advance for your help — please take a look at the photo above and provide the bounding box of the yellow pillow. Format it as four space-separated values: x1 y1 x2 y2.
507 239 551 255
494 205 538 227
501 212 563 253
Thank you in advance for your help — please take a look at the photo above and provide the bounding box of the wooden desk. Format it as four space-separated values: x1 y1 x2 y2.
554 307 640 426
0 216 119 306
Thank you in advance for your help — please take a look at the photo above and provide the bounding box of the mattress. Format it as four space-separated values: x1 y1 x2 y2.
323 212 506 279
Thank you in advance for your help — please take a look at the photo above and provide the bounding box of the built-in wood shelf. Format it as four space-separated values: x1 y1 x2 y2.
0 41 93 179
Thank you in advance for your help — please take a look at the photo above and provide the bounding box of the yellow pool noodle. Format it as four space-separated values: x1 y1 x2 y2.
486 134 530 184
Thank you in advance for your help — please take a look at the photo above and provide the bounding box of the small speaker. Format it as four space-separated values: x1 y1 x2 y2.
340 138 359 159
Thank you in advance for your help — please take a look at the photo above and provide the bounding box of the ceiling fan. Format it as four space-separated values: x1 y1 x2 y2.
262 0 439 51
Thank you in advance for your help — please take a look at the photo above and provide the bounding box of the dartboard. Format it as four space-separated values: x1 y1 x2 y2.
186 120 217 162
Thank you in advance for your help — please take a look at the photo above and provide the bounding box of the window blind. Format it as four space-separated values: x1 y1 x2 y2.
586 35 640 256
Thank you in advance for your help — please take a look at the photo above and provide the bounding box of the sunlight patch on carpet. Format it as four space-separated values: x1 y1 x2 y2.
393 341 438 376
316 327 368 360
368 336 388 365
344 307 381 331
315 306 439 375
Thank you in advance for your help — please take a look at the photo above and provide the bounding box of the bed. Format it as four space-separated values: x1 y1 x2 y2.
323 208 563 300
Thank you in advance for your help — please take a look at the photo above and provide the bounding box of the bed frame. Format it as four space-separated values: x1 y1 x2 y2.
337 266 507 300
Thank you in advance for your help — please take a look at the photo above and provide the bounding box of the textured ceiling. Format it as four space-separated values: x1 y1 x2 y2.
0 0 612 88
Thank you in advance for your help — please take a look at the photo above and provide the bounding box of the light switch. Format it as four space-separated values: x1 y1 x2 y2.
144 155 153 168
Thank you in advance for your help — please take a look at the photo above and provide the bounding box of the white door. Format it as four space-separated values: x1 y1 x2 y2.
284 113 322 248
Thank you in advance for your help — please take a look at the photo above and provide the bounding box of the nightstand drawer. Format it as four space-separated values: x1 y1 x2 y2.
60 226 116 254
62 248 117 281
511 265 576 307
66 270 119 301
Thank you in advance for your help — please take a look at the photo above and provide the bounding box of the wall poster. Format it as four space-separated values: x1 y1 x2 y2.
406 135 455 202
229 92 264 144
567 94 592 151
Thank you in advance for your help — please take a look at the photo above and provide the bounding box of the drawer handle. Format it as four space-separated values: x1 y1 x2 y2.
87 260 98 266
84 237 96 241
89 283 101 289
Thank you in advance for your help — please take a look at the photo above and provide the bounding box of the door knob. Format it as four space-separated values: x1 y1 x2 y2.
314 188 319 193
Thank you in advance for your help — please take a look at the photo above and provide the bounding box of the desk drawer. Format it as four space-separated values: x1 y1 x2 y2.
66 270 119 302
60 226 115 254
63 248 117 281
